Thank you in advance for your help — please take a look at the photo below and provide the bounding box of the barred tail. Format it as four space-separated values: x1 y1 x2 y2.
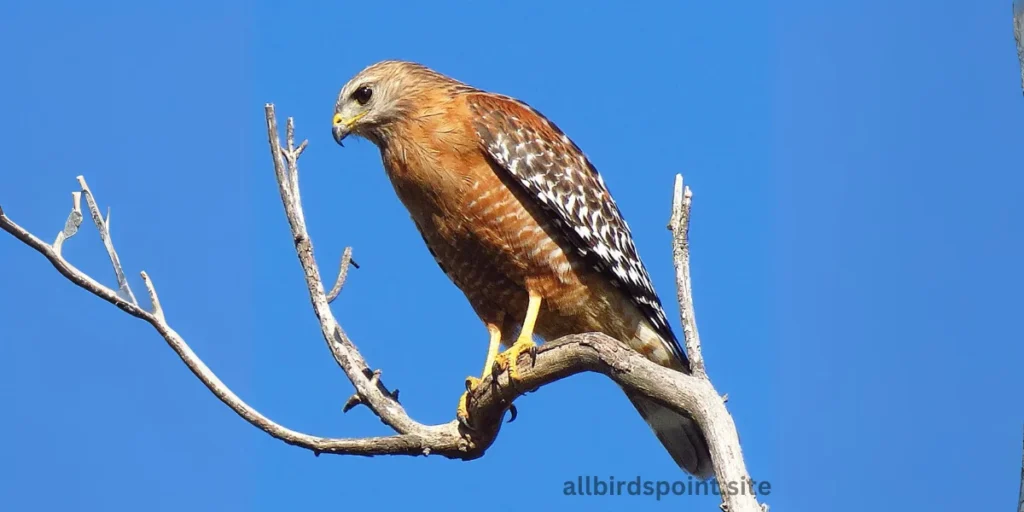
625 319 714 479
627 393 714 479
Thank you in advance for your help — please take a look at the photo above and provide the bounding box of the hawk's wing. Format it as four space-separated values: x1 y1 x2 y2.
465 93 687 367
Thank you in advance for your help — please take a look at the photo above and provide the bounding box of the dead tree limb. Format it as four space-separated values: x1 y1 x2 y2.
0 104 765 512
1016 0 1024 96
1018 425 1024 512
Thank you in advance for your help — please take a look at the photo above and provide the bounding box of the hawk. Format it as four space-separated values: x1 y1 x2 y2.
332 60 713 478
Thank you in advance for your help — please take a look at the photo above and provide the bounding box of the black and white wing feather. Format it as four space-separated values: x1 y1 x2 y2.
467 93 687 366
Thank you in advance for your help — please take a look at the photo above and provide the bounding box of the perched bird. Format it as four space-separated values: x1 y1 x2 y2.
332 60 713 478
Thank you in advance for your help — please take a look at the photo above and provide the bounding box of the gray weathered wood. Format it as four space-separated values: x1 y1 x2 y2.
1015 0 1024 96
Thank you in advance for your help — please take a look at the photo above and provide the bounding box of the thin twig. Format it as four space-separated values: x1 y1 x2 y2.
140 271 165 323
326 247 354 304
668 174 706 379
77 176 137 305
53 191 82 257
283 117 303 199
1018 424 1024 512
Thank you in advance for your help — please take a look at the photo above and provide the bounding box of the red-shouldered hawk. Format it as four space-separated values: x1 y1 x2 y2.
332 60 712 478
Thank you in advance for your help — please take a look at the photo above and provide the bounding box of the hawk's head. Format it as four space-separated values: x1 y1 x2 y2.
333 60 457 146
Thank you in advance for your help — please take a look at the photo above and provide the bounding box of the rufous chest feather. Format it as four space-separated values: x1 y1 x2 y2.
380 137 474 232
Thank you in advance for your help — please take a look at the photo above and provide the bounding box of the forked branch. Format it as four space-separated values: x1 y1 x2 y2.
0 104 765 512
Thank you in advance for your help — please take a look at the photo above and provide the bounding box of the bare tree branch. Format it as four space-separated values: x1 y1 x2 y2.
0 197 449 456
669 174 707 379
77 176 137 305
0 104 766 512
1016 0 1024 96
326 246 354 304
1018 424 1024 512
53 190 82 257
667 174 760 510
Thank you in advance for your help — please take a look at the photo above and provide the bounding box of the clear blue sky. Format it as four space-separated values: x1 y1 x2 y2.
0 1 1020 510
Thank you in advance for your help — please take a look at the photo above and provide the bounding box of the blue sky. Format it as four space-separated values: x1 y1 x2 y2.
0 1 1020 510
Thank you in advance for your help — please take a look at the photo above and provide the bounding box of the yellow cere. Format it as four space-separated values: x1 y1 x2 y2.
333 111 367 127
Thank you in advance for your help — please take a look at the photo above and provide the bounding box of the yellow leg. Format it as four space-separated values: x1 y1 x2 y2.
481 322 503 378
457 319 504 426
495 292 541 382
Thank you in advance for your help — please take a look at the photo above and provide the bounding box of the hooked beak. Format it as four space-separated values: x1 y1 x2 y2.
332 123 348 146
332 112 366 146
332 113 349 146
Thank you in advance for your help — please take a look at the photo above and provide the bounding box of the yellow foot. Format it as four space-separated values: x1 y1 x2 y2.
457 376 482 428
494 337 538 382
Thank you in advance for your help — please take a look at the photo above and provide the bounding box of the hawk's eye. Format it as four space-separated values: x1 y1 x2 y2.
352 85 373 105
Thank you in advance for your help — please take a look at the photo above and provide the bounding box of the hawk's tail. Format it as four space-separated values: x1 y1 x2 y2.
626 392 715 479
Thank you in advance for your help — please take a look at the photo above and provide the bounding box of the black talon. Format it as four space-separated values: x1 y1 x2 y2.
505 373 520 393
507 404 518 423
458 411 477 432
342 394 362 413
